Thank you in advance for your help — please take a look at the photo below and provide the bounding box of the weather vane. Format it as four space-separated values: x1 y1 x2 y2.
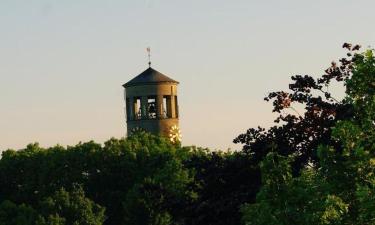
147 47 151 67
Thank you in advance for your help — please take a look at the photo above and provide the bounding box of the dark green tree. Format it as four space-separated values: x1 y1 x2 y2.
182 148 260 225
37 187 105 225
119 133 194 225
0 132 194 225
0 200 38 225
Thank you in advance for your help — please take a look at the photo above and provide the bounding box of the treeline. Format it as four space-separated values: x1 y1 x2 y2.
1 44 375 225
0 133 257 225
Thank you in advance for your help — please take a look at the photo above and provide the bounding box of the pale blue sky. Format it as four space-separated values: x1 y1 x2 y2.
1 0 374 150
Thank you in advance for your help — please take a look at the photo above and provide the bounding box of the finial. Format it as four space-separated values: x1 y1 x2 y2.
147 47 151 67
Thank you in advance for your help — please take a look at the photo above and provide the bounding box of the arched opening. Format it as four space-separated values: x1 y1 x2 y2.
147 96 157 119
163 96 172 118
133 97 141 120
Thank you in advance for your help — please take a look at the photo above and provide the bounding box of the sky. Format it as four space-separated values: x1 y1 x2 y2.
1 0 375 151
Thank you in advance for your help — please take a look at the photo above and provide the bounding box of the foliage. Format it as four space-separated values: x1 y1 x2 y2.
0 187 105 225
37 187 105 225
182 148 260 225
0 132 194 225
241 152 350 225
241 46 375 224
233 45 362 171
0 200 38 225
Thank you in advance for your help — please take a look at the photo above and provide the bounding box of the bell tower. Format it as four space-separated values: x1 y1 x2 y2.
123 66 181 142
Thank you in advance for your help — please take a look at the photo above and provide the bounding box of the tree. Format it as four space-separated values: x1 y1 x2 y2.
230 43 362 225
182 148 260 225
0 200 38 225
0 132 195 225
234 45 361 172
37 187 106 225
0 187 105 225
241 152 351 225
241 46 375 225
119 132 194 225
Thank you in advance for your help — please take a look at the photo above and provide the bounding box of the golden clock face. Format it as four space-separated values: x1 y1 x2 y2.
169 125 182 143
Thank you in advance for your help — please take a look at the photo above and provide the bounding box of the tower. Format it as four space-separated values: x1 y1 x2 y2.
123 66 181 142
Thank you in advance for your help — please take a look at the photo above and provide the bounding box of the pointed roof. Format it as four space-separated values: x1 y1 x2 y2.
123 67 179 88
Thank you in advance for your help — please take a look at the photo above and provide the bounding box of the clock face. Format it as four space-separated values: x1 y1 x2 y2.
169 125 182 143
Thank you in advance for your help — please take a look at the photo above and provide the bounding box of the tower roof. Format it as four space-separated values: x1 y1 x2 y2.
123 67 179 88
